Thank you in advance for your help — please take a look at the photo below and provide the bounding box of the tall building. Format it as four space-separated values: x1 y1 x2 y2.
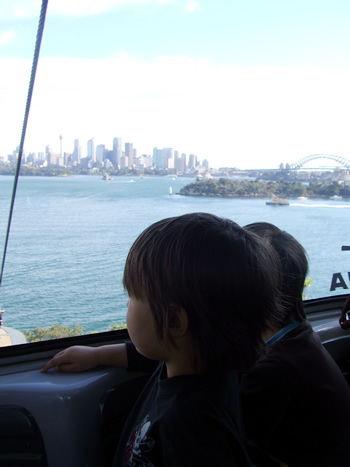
120 155 128 169
142 155 153 168
87 138 96 162
152 147 163 169
27 153 35 165
71 139 81 164
57 156 65 167
96 144 105 163
104 150 114 167
162 148 174 169
46 145 58 165
136 154 152 169
59 134 63 159
174 151 179 172
125 142 134 167
188 153 197 169
202 159 209 170
112 137 122 169
45 145 52 162
175 151 186 174
181 153 187 172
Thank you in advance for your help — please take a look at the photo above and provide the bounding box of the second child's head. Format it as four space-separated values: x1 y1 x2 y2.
123 213 282 373
245 222 308 326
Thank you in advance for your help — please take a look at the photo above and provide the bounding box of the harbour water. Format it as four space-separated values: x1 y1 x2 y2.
0 175 349 335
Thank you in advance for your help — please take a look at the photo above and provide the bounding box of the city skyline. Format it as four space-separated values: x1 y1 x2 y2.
4 132 348 172
4 133 210 173
1 1 350 169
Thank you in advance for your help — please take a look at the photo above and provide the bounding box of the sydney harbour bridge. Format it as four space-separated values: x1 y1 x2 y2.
288 154 350 170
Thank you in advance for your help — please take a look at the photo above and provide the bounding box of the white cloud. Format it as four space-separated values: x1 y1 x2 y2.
0 1 41 19
185 1 199 12
0 30 15 46
0 0 175 18
49 0 136 16
1 54 350 168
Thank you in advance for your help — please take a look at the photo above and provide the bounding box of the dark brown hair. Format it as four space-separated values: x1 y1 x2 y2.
124 213 282 373
245 222 308 326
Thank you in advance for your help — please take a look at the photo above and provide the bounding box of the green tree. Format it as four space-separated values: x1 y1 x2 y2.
303 278 313 300
109 323 127 331
24 323 83 342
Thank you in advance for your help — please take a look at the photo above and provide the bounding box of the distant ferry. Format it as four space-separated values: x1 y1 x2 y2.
266 196 289 206
102 174 113 181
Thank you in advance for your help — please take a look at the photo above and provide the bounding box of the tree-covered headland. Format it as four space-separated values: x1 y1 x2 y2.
179 178 350 198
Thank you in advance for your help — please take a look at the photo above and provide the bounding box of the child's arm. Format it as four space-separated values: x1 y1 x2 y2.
40 344 128 373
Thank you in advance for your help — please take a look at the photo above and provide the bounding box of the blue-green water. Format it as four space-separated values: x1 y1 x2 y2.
0 175 349 334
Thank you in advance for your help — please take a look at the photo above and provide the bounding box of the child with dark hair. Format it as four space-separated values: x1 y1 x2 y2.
241 222 350 467
43 213 282 466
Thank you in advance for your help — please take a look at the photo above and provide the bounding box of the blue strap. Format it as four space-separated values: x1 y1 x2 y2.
265 320 302 345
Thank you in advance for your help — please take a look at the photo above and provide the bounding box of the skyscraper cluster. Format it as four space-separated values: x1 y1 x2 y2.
2 135 210 174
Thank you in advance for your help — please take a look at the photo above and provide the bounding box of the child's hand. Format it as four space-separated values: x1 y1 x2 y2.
41 346 99 373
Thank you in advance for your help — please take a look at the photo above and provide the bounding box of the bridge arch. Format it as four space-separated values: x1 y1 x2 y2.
289 154 350 170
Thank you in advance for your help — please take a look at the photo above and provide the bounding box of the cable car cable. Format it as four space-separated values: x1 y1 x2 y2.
0 0 49 290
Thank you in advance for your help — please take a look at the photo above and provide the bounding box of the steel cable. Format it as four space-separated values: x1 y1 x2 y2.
0 0 49 290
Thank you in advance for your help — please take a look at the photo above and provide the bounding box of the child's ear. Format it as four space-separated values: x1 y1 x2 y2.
169 305 189 338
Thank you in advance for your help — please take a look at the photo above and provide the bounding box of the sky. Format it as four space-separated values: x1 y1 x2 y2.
1 0 350 169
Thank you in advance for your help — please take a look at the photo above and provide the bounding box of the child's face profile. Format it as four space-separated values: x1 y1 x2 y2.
126 297 169 361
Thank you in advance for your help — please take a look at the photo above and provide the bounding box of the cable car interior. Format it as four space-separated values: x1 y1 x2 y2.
1 1 350 466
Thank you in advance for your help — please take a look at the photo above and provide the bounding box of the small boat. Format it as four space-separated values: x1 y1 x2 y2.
330 195 342 200
266 196 289 206
102 174 113 181
297 196 307 200
169 187 173 195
